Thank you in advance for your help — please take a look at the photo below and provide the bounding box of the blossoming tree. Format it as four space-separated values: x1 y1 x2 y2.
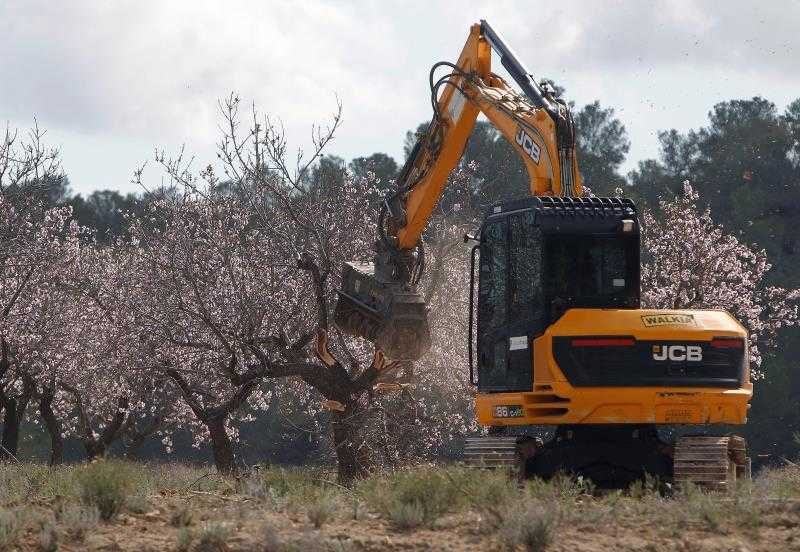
641 181 800 372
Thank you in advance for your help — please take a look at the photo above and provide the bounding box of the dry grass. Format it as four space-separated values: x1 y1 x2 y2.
306 492 338 529
58 503 100 542
0 508 22 549
76 460 136 520
497 500 558 551
194 522 233 552
0 460 798 551
357 468 463 529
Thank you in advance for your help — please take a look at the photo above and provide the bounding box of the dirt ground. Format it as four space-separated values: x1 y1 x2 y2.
2 462 800 552
11 494 800 552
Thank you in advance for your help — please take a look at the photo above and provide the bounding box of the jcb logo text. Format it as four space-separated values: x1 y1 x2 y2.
652 345 702 362
515 128 541 164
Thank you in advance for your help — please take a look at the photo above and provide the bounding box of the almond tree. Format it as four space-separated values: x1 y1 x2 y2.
362 163 481 464
126 94 479 480
119 190 286 473
55 244 184 461
0 123 66 460
642 181 800 372
0 202 80 461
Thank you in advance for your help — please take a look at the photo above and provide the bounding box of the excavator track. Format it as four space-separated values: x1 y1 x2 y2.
463 437 523 476
673 436 751 491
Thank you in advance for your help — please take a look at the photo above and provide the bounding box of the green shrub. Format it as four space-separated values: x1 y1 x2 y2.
497 501 558 551
176 527 195 552
526 473 594 500
170 506 194 528
259 520 284 552
449 468 518 527
628 473 662 499
362 470 460 530
281 531 341 552
152 463 226 494
0 464 77 503
242 467 336 513
386 501 427 530
125 492 151 514
755 465 800 499
0 509 21 549
307 493 338 529
76 461 136 521
194 523 232 552
676 483 725 534
35 519 59 552
260 468 315 497
58 504 100 542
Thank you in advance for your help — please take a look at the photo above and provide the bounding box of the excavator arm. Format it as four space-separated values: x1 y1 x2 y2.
393 21 581 250
335 20 582 360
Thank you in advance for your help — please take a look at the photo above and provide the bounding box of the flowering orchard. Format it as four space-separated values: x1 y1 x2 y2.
641 181 800 372
0 114 797 478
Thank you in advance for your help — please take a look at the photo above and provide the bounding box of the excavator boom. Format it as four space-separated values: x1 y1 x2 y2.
335 20 580 360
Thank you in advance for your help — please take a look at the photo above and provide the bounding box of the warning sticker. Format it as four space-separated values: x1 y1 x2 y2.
447 89 466 122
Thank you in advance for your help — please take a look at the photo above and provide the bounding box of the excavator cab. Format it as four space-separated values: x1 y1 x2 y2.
471 196 639 393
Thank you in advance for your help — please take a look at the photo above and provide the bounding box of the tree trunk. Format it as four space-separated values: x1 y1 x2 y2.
331 406 368 484
38 391 63 466
66 393 128 461
0 380 32 462
123 430 149 460
83 439 105 460
206 416 236 475
0 397 20 461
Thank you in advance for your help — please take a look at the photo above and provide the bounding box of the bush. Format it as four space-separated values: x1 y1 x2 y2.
195 523 233 552
259 468 320 500
243 468 337 513
170 506 194 528
754 465 800 499
0 509 21 549
35 519 59 552
176 527 195 552
0 464 78 504
259 519 284 552
153 464 227 494
526 473 594 500
280 530 347 552
307 493 338 529
361 470 460 530
682 488 725 534
76 461 137 521
59 504 100 542
497 501 558 552
125 491 151 514
449 468 519 528
386 501 427 530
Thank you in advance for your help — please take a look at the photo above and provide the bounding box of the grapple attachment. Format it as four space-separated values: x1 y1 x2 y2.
334 261 431 361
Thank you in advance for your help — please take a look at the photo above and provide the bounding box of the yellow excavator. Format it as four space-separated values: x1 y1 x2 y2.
335 20 752 488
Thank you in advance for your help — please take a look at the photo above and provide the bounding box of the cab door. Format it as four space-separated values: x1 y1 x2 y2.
477 212 543 392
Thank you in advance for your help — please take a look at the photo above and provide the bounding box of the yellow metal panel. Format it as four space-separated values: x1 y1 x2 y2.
475 307 752 427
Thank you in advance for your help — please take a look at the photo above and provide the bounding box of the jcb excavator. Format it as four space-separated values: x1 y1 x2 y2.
335 20 752 488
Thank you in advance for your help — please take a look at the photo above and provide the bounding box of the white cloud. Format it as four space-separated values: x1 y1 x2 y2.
1 0 799 193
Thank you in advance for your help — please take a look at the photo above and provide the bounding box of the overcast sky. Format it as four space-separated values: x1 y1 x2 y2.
2 1 799 195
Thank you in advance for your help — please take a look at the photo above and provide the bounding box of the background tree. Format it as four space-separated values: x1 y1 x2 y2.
574 101 630 197
0 124 74 461
642 181 800 371
630 98 800 285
